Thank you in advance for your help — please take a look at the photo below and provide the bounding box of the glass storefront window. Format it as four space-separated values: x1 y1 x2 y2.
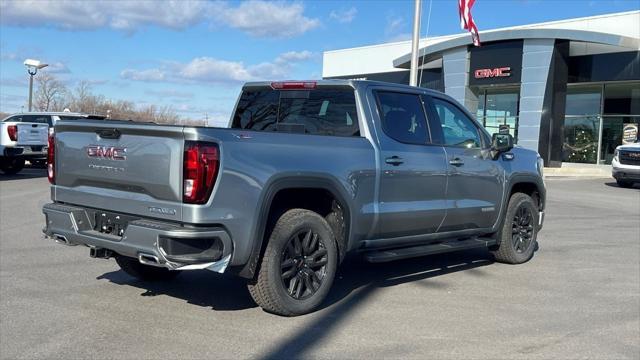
564 83 640 164
565 86 602 116
601 84 640 163
477 88 519 139
563 116 600 164
603 83 640 115
601 115 640 164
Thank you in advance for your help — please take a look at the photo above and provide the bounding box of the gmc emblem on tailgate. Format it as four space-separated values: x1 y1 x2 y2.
86 145 127 160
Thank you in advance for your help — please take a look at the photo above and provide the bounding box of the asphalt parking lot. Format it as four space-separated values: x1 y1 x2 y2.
1 169 639 359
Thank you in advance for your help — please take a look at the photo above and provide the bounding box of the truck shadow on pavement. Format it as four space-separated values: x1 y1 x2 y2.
97 248 494 316
0 167 47 181
260 248 495 359
603 181 640 189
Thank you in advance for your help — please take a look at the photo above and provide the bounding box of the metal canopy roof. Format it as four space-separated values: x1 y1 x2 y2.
393 28 640 69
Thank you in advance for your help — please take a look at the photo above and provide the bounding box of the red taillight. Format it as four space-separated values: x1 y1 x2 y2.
183 141 219 204
270 81 317 90
47 129 55 184
7 125 17 141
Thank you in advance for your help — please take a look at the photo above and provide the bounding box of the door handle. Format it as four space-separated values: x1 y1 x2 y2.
449 158 464 166
385 156 404 166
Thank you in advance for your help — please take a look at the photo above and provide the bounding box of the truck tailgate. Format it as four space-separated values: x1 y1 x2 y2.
53 121 186 221
17 123 48 146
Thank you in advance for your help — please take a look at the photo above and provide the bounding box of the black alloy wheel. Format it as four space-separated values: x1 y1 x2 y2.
491 192 538 264
248 208 338 316
512 205 534 254
280 229 328 300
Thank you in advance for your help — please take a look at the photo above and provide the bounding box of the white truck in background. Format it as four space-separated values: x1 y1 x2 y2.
0 114 49 174
0 112 102 175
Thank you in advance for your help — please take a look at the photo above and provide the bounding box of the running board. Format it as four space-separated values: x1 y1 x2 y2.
364 237 497 263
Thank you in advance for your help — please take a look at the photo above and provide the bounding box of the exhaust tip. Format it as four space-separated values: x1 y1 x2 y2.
138 253 164 267
53 234 72 246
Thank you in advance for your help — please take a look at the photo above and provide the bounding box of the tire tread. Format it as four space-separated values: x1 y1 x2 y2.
492 192 538 264
248 208 336 316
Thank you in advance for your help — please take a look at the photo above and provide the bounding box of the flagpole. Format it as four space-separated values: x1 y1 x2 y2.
409 0 422 87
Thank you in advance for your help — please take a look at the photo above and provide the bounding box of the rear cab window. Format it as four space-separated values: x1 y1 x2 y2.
232 86 359 137
3 115 23 122
24 115 52 126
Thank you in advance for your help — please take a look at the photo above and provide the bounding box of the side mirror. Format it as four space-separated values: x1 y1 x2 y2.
491 133 514 153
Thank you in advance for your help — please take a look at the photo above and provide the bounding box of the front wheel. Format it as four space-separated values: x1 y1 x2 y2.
0 158 25 175
248 209 338 316
491 193 539 264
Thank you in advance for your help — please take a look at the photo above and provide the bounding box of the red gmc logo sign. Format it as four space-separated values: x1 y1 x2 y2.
474 67 511 79
87 145 127 160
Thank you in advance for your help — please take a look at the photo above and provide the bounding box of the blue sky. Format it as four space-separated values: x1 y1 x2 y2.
1 0 638 126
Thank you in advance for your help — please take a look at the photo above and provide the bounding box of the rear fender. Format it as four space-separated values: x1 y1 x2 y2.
235 175 352 279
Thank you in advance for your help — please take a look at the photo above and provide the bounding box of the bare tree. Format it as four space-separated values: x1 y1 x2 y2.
69 81 106 114
30 73 188 125
34 73 67 111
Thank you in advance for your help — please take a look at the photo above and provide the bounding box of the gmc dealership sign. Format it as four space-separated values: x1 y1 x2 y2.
474 67 511 79
469 40 522 85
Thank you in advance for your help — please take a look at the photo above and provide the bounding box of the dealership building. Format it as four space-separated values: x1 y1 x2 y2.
323 11 640 167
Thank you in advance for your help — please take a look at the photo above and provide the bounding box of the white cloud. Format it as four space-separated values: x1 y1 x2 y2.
120 68 166 82
0 0 319 37
120 50 314 84
0 0 207 31
385 15 406 37
145 89 194 99
383 14 413 42
45 62 71 74
0 51 18 61
275 50 314 63
179 57 253 82
387 33 412 42
329 7 357 24
213 1 320 38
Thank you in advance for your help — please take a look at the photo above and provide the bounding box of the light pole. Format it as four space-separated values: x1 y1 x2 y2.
409 0 422 87
23 59 48 112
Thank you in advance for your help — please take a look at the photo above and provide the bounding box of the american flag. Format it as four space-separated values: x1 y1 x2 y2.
459 0 481 46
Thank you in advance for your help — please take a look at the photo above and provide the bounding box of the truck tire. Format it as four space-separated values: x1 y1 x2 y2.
0 158 25 175
491 193 539 264
115 255 180 281
248 209 338 316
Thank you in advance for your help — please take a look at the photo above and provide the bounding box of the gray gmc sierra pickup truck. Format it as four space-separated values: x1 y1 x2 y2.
43 80 545 316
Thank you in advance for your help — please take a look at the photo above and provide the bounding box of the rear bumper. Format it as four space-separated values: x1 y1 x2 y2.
42 203 233 272
2 145 47 159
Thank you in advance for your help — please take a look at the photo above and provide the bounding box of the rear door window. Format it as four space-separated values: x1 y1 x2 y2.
232 88 359 137
24 115 52 126
375 91 430 145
